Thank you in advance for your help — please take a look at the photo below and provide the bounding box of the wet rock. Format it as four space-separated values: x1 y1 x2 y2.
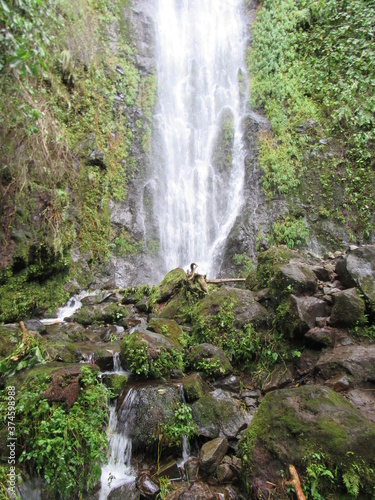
262 365 293 393
182 373 210 403
330 288 366 327
137 473 160 498
187 344 233 380
200 437 229 474
335 245 375 312
316 344 375 384
282 295 328 338
117 383 181 455
216 462 235 483
23 319 47 334
304 327 335 348
238 385 375 498
191 389 252 440
184 457 200 482
147 317 183 348
154 459 180 480
101 374 128 398
108 479 140 500
325 374 350 392
213 375 241 393
178 481 215 499
193 287 270 331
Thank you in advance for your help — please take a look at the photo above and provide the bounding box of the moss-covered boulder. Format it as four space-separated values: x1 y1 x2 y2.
191 389 252 440
276 294 328 338
0 324 19 358
187 343 233 380
238 385 375 498
155 268 188 303
336 246 375 314
330 288 366 327
117 383 181 456
71 303 130 326
101 373 128 398
193 287 269 331
147 317 183 348
256 246 316 303
120 330 184 379
182 373 210 402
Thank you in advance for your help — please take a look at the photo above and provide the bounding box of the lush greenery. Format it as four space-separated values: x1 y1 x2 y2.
0 365 108 498
249 0 375 245
0 0 155 323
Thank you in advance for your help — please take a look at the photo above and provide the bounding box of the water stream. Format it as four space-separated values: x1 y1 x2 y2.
151 0 248 277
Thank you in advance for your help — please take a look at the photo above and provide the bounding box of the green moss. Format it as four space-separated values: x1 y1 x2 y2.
147 317 183 349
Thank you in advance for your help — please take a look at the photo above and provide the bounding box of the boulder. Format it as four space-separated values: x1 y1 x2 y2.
107 479 140 500
137 473 160 498
117 383 181 456
184 457 200 482
120 330 183 378
71 303 130 326
199 437 229 474
187 344 233 380
155 268 188 303
238 385 375 499
193 287 269 331
304 327 335 348
316 344 375 385
191 389 252 440
278 295 328 338
147 317 183 348
335 245 375 312
278 261 317 294
213 374 241 393
330 288 366 327
262 365 293 393
182 373 210 402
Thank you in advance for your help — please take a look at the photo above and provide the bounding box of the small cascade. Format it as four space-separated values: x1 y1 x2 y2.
99 390 136 499
41 295 84 325
177 384 190 465
113 352 122 373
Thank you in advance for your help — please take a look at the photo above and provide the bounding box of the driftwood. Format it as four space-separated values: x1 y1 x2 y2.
206 278 246 284
186 263 208 294
285 465 306 500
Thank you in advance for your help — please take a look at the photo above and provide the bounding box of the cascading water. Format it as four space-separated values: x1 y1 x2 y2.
99 389 136 499
152 0 248 277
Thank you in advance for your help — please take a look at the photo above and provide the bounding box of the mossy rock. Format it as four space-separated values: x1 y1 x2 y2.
147 317 183 349
187 343 233 380
158 288 195 323
193 287 269 331
238 385 375 498
101 373 128 398
245 269 258 291
191 389 252 440
120 330 184 379
71 303 130 326
257 246 297 288
182 373 210 402
0 325 20 358
155 268 188 303
330 288 366 327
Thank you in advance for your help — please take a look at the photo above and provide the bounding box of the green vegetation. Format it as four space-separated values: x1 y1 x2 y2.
157 402 197 448
0 0 155 322
267 216 309 249
0 365 108 498
249 0 375 244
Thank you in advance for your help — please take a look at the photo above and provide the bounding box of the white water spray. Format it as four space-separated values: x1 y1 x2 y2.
152 0 248 276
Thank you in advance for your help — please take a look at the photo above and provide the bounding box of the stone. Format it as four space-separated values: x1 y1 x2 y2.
262 365 293 393
216 462 235 483
147 317 183 348
304 327 334 348
238 385 375 498
178 482 215 500
191 389 252 440
335 245 375 313
278 261 317 294
282 295 328 338
71 303 130 326
182 373 210 403
330 288 366 327
88 148 106 168
154 459 180 480
316 344 375 385
137 473 160 498
187 343 233 380
184 457 200 482
199 437 229 474
108 479 140 500
155 268 188 303
23 319 47 334
325 374 350 392
212 375 241 393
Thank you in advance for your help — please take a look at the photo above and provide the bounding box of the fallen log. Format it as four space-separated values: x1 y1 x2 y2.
206 278 246 284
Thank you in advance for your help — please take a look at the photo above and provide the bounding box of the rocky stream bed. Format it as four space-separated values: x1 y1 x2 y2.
1 245 375 499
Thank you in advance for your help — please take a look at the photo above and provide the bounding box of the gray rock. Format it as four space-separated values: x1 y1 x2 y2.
192 389 252 440
184 457 200 482
278 261 317 294
330 288 366 327
23 319 47 334
137 473 159 498
213 375 241 393
188 343 233 379
199 437 229 474
316 344 375 384
287 295 328 338
262 365 293 393
304 327 334 348
325 374 351 392
336 245 375 312
88 148 106 168
108 479 139 500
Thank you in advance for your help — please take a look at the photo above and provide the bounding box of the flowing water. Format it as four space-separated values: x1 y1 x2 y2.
152 0 248 277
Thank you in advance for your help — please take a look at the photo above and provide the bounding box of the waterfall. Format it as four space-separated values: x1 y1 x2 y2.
151 0 248 277
99 390 136 499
